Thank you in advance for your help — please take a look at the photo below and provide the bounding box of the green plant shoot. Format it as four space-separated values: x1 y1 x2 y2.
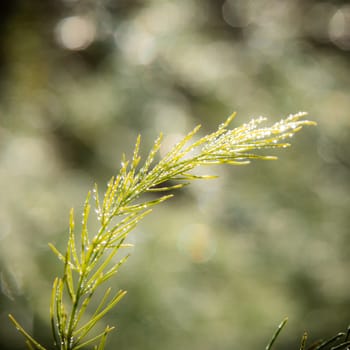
9 112 316 350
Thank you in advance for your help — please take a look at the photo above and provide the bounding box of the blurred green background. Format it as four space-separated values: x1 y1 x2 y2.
0 0 349 349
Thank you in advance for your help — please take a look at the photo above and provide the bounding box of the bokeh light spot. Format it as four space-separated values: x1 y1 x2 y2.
328 6 350 50
115 22 157 65
222 0 250 28
55 16 96 51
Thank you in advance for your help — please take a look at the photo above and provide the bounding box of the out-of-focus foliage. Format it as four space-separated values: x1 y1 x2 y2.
0 1 349 350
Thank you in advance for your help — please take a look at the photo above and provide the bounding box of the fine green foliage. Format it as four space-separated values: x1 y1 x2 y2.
9 112 316 350
298 325 350 350
266 321 350 350
266 318 288 350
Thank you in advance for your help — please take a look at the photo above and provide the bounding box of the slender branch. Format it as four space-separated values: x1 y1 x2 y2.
10 112 316 350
